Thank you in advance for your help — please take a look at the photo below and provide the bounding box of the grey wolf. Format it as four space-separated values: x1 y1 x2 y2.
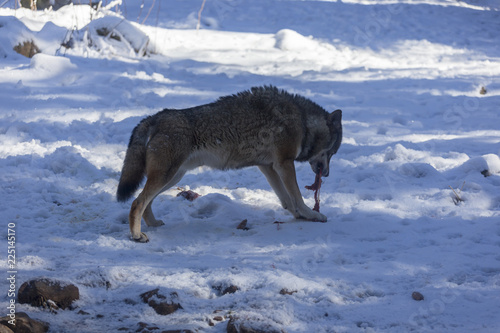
117 86 342 242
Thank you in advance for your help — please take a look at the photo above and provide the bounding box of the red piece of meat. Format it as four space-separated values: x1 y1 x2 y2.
305 169 322 212
177 190 200 201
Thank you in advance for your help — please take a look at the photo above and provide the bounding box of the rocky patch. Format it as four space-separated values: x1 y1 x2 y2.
140 289 183 316
0 312 49 333
227 317 285 333
18 278 79 310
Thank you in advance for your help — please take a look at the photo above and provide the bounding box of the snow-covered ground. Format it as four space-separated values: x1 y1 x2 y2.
1 0 499 332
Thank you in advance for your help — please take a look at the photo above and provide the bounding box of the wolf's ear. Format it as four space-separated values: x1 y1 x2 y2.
328 109 342 129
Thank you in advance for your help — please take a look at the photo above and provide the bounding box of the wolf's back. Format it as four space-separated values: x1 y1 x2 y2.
116 116 154 202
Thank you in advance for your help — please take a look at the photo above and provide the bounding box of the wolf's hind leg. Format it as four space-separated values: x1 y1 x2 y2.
129 164 185 242
143 203 164 227
143 170 186 227
129 175 165 242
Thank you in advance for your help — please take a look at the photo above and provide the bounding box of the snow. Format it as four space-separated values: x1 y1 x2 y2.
1 0 499 332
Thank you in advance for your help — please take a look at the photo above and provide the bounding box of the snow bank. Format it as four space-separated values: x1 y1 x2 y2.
274 29 320 51
0 15 37 58
85 16 149 56
30 53 76 72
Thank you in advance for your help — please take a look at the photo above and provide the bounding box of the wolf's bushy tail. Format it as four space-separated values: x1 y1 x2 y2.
116 116 155 202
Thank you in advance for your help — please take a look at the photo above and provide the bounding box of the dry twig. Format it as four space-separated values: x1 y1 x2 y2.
449 181 465 205
197 0 207 30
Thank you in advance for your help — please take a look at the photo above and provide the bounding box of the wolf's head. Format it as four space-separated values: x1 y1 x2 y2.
308 109 342 177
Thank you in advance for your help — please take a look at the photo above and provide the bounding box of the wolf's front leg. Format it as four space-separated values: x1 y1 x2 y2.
274 160 327 222
258 165 293 210
296 205 327 222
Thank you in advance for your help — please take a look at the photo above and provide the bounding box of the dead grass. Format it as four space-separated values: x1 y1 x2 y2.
13 40 40 58
449 181 465 205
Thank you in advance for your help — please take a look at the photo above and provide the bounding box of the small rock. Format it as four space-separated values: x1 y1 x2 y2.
151 302 182 316
279 288 297 295
140 289 183 316
412 291 424 301
237 219 249 230
140 289 166 302
18 278 79 310
481 169 491 177
222 285 239 295
0 312 49 333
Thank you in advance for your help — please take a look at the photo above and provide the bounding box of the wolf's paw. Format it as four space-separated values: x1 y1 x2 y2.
311 211 327 223
131 232 149 243
300 210 327 222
